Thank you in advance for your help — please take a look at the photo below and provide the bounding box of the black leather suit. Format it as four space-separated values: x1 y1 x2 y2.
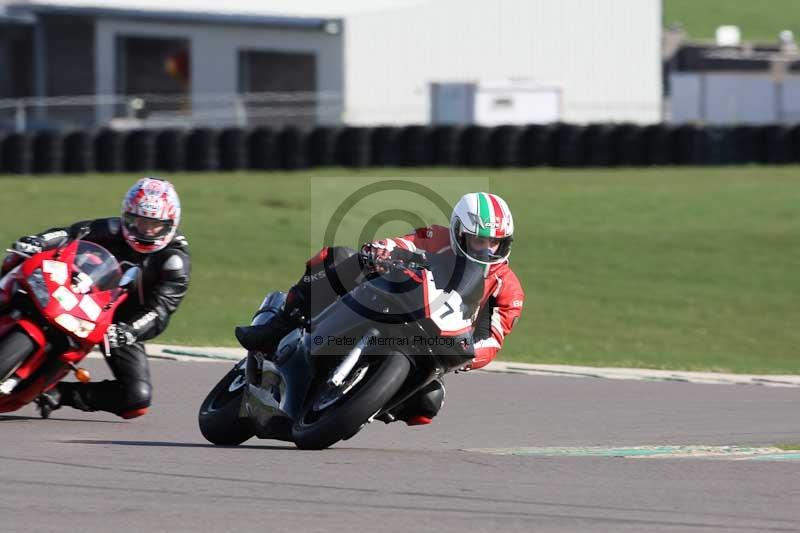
20 217 190 417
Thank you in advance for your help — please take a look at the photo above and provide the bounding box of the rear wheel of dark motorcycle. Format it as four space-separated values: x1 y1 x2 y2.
292 352 411 450
0 329 36 381
198 360 253 445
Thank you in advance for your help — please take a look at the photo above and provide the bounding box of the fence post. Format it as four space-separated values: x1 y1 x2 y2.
235 96 247 127
15 102 26 133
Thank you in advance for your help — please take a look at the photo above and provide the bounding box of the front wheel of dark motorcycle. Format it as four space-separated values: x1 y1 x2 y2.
292 352 411 450
198 359 254 446
0 329 36 382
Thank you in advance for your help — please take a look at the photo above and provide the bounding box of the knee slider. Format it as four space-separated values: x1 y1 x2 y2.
120 380 152 412
120 407 148 419
415 379 446 418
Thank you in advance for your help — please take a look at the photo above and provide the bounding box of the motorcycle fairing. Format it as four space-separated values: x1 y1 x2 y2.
19 244 122 346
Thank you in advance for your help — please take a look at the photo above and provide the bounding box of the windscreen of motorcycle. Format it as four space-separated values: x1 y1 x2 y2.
71 241 122 291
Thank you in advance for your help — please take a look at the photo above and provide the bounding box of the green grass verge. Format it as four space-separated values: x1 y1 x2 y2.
1 167 798 374
664 0 800 42
774 443 800 451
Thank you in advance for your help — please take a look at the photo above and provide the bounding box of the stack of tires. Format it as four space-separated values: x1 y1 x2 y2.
155 129 186 171
248 127 278 170
63 131 93 173
32 131 63 174
218 128 248 171
186 128 218 171
399 126 433 166
339 127 371 168
125 130 156 172
277 127 308 170
371 127 402 166
1 133 32 174
94 129 125 172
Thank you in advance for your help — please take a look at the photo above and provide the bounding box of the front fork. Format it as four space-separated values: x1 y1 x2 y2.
326 327 379 387
314 326 443 417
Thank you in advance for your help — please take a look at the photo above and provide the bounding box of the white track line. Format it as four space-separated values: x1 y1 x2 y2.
85 344 800 388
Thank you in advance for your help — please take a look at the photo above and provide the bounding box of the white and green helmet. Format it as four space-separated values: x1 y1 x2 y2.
449 192 514 265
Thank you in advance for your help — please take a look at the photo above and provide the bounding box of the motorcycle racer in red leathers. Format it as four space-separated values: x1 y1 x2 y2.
236 192 524 426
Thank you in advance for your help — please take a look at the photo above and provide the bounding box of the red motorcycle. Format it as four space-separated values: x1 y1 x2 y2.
0 239 139 416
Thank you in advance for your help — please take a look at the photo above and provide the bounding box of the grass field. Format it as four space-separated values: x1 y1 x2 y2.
664 0 800 42
1 167 798 374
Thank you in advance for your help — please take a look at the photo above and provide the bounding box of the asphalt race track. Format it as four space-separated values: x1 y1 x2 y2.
2 358 799 532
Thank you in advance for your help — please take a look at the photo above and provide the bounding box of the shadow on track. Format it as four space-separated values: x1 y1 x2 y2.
1 415 124 423
0 415 41 421
64 439 295 450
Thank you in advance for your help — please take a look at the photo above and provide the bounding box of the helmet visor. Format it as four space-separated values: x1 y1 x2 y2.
459 234 512 264
123 213 173 243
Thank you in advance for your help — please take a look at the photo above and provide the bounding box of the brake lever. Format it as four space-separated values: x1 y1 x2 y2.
102 333 111 358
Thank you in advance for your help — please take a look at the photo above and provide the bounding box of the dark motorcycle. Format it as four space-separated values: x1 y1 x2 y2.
199 250 484 450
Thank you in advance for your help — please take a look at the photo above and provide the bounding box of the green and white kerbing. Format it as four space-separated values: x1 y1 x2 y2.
450 192 514 265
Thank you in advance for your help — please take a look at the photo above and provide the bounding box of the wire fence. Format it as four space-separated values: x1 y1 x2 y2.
0 91 344 132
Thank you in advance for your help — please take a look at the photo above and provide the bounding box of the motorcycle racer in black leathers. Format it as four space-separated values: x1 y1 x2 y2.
3 177 190 419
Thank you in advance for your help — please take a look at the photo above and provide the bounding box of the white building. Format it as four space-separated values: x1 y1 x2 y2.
2 0 662 127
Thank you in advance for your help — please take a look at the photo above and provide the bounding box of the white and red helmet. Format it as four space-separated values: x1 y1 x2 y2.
121 177 181 254
449 192 514 265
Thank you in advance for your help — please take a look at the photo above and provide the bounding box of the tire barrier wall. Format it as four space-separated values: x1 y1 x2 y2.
156 129 186 172
124 129 156 172
185 128 218 171
63 131 93 173
32 131 63 174
1 133 32 174
5 123 800 174
94 129 124 172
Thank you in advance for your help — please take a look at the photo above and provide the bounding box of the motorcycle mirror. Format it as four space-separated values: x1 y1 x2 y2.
73 225 91 241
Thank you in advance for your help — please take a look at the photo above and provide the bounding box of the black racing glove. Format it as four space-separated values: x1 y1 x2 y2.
13 235 45 255
107 322 137 349
360 242 392 273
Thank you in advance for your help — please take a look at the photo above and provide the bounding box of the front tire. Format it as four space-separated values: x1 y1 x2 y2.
0 329 36 382
292 352 410 450
198 359 254 445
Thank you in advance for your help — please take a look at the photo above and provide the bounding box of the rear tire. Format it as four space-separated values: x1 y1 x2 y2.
292 352 410 450
198 359 254 445
0 329 36 382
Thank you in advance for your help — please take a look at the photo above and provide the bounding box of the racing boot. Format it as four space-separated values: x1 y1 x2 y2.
235 313 295 355
34 382 93 418
34 388 61 419
380 379 446 426
235 290 306 356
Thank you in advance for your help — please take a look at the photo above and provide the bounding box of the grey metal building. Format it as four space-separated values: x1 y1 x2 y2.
1 0 662 128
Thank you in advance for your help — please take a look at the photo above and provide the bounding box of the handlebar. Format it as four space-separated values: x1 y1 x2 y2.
5 248 32 259
360 248 430 273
